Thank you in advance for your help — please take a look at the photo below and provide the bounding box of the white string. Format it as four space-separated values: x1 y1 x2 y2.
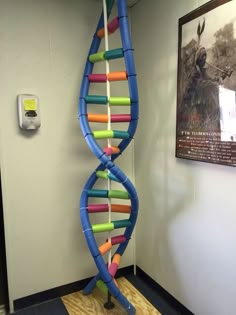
83 228 92 233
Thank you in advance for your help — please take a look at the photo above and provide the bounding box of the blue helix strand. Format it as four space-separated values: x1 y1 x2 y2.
78 1 138 314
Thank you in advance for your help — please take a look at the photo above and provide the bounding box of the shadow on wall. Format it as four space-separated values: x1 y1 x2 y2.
136 57 195 302
0 174 9 312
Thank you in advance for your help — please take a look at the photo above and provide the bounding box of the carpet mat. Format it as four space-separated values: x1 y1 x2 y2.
13 299 68 315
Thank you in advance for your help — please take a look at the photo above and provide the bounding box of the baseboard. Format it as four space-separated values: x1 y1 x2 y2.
13 265 134 311
14 265 194 315
136 266 194 315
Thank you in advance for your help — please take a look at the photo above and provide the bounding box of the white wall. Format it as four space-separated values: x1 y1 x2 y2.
132 1 236 315
0 0 135 310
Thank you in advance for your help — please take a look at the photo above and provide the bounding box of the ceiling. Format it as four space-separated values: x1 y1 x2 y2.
92 0 141 8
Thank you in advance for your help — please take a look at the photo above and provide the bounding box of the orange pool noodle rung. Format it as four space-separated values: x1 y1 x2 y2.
111 204 131 213
97 28 105 38
88 113 108 123
108 71 127 81
103 146 121 156
112 253 121 265
110 146 120 154
99 241 112 255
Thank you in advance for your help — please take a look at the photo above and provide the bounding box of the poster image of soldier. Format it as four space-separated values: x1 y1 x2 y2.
178 19 234 133
176 0 236 167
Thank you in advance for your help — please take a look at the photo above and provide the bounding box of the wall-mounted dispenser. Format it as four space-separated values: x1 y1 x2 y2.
17 94 41 130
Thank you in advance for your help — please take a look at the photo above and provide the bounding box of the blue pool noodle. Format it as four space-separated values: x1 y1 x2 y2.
79 1 139 314
83 273 100 295
119 17 133 51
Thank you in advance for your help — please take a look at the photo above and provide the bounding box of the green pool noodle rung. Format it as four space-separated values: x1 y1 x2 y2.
109 97 131 105
108 173 119 182
96 280 108 295
93 130 114 139
92 222 114 233
96 171 109 180
113 130 129 139
112 219 132 229
85 95 108 104
88 189 108 198
89 51 105 63
104 48 124 60
96 171 119 182
108 190 129 199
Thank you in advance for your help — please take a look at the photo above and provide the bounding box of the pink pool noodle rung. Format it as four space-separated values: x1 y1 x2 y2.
110 235 126 245
87 204 109 213
111 114 131 123
108 262 119 278
103 147 113 156
88 74 107 83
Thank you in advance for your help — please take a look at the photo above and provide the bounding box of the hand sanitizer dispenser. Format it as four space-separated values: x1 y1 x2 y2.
17 94 41 130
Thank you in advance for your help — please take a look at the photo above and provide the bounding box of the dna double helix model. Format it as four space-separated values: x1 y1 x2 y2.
79 0 138 314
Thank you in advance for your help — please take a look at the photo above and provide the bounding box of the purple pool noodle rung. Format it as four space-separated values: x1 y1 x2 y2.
108 16 119 34
88 74 107 83
111 235 126 245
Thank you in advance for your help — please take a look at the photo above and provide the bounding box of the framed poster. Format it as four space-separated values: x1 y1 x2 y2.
176 0 236 166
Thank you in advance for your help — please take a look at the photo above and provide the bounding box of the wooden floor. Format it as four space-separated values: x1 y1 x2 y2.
62 277 161 315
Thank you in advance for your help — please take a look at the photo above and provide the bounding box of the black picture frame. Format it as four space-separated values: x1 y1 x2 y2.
176 0 236 167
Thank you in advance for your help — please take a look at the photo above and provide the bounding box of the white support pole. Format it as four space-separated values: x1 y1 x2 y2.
102 0 112 268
